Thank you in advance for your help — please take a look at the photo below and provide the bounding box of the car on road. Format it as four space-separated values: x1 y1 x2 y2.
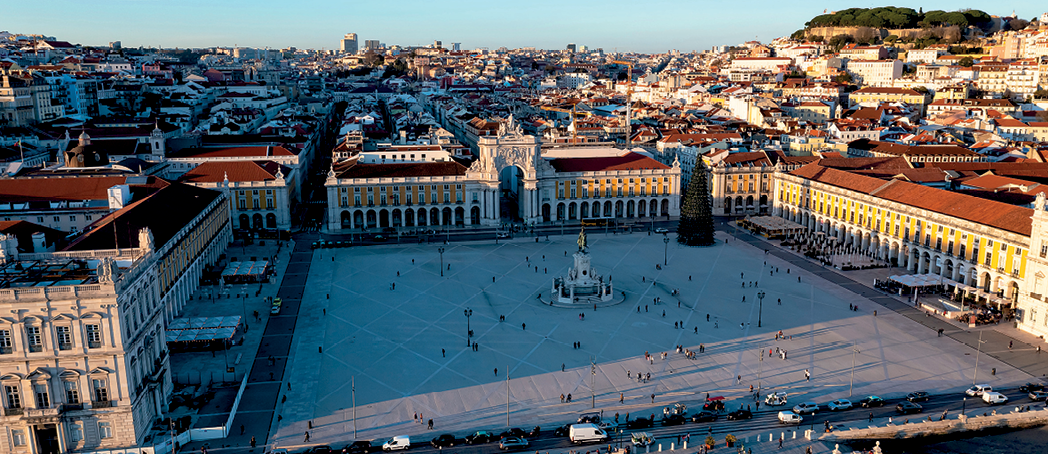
342 441 375 454
858 396 885 408
553 425 573 437
654 228 669 234
499 437 529 450
703 400 725 411
372 234 388 242
625 417 653 429
660 414 686 426
726 409 753 421
778 411 803 425
906 391 930 402
764 392 788 406
577 412 601 423
792 402 819 415
597 422 617 431
464 431 496 445
896 401 923 415
430 435 456 448
305 446 333 454
496 232 512 239
982 391 1008 405
498 429 526 440
1020 383 1045 393
827 399 852 411
1029 391 1048 401
966 384 992 397
691 411 718 423
381 436 409 452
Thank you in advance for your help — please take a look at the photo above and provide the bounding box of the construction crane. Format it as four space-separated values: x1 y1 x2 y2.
540 105 589 143
612 60 635 150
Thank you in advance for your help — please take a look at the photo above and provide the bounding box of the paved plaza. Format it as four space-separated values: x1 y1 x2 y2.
270 229 1031 448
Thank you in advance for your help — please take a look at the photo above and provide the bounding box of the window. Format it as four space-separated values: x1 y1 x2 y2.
65 380 79 404
985 252 993 266
70 215 76 221
0 330 10 354
4 384 21 408
69 423 82 443
34 383 50 408
98 422 113 439
92 378 109 403
935 237 942 251
11 429 25 446
1041 241 1047 258
54 216 60 222
55 326 72 350
26 326 42 352
85 324 101 348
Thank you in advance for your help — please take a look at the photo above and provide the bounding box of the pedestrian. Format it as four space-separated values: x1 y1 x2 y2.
869 412 874 422
304 431 310 442
620 393 624 403
251 436 256 448
414 412 418 422
1009 341 1013 349
563 363 566 371
522 322 526 330
240 424 245 435
707 313 710 321
805 369 810 381
777 298 781 305
651 393 655 403
287 382 291 391
645 305 649 312
428 419 433 430
778 437 782 448
695 326 698 334
494 368 498 376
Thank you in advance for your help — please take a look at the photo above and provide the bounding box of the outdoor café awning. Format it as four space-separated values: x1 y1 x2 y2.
888 274 958 288
165 316 242 344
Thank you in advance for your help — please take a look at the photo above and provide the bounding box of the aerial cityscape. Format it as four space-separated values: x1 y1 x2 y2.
5 3 1048 454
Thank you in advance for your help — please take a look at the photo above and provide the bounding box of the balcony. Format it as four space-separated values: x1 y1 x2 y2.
60 403 83 412
1031 292 1042 301
3 407 23 416
91 400 113 408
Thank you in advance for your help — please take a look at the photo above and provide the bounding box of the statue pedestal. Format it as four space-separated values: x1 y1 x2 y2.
552 250 612 305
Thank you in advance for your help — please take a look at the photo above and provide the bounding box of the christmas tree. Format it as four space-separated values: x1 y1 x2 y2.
677 159 716 246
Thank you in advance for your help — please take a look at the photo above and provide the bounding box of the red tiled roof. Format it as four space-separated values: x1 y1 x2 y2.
0 176 135 202
180 161 287 183
335 161 467 179
549 153 670 172
790 164 1033 236
169 146 297 159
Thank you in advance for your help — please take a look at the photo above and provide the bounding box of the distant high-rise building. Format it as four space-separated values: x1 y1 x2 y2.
451 43 461 52
434 40 442 49
341 33 358 54
364 40 381 51
566 43 576 53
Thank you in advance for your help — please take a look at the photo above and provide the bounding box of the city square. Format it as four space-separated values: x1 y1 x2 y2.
270 228 1029 448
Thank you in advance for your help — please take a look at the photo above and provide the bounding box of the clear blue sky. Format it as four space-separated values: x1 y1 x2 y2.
4 1 1043 53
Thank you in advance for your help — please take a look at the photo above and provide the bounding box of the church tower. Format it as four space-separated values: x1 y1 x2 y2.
150 122 166 157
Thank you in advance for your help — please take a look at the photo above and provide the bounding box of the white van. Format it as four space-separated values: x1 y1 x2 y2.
569 423 608 444
965 384 992 397
982 392 1008 405
777 411 802 425
382 435 410 451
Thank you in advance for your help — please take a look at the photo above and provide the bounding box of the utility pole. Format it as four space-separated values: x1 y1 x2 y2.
850 344 859 397
973 331 986 385
352 375 357 438
591 357 596 409
506 366 510 427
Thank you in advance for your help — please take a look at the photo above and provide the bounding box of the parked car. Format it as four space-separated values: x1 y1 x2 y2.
660 414 686 426
690 411 718 423
703 400 725 411
777 411 802 425
1029 391 1048 401
982 392 1008 405
465 431 496 445
1020 383 1045 393
726 410 753 421
496 232 512 239
792 402 819 415
654 228 669 234
906 391 930 403
896 401 923 415
499 429 526 440
372 234 388 242
625 417 653 429
568 424 608 444
499 437 529 450
827 399 852 411
553 425 572 437
305 446 333 454
966 384 992 397
430 435 456 448
858 396 885 408
342 441 375 454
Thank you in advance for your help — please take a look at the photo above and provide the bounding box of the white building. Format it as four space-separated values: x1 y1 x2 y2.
846 60 903 87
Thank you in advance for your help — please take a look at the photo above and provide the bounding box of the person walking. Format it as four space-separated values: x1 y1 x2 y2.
251 436 256 448
805 369 810 382
442 348 445 358
304 431 310 442
651 393 655 403
494 368 498 376
620 393 624 403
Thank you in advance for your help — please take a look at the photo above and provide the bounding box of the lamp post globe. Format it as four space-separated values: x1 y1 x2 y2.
662 234 669 266
464 308 472 346
757 290 765 327
438 246 445 277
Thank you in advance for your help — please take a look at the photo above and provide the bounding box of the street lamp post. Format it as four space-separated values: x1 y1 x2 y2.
438 246 445 277
850 344 860 397
757 346 763 393
663 234 669 266
756 290 765 327
973 330 986 385
464 308 472 347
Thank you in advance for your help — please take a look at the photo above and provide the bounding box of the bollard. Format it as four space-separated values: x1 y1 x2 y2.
645 445 649 453
770 433 774 441
792 431 796 439
670 443 674 451
683 441 687 449
757 435 761 442
658 444 662 452
781 432 784 441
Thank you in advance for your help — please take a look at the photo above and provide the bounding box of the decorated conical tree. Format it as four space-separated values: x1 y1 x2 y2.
677 159 716 246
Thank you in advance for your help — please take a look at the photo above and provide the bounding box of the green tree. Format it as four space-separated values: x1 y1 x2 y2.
958 56 974 67
677 160 715 247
